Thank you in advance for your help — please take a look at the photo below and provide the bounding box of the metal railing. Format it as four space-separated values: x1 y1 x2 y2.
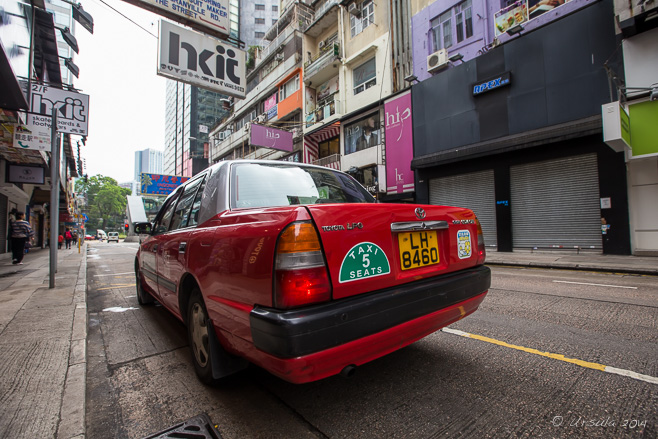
305 97 341 127
307 0 340 30
304 42 340 70
313 153 340 167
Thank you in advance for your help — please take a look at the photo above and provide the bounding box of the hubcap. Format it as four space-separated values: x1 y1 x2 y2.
190 303 209 367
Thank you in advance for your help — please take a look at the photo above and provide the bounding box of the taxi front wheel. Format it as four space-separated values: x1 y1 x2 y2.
187 290 219 385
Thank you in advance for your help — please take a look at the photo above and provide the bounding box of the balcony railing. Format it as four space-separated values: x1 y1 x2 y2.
313 153 340 168
305 96 341 127
306 0 340 31
304 42 340 70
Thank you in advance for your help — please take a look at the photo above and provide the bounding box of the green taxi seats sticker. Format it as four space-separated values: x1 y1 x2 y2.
339 242 390 283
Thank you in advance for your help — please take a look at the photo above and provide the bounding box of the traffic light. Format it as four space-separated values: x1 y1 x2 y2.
125 223 129 232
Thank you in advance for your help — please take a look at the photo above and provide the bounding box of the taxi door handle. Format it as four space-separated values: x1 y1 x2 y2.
179 242 187 253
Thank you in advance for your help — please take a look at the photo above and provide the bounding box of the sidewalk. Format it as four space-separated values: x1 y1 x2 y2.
486 249 658 275
0 244 654 438
0 244 87 439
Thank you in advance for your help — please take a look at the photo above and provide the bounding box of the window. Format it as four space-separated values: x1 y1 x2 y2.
272 5 278 11
431 0 474 51
187 178 207 228
344 114 380 155
455 0 473 43
170 177 205 230
273 19 278 25
279 74 300 101
350 0 375 37
353 58 376 95
231 163 374 208
152 194 178 235
255 18 265 24
255 4 265 10
319 138 339 159
255 31 265 38
431 10 452 51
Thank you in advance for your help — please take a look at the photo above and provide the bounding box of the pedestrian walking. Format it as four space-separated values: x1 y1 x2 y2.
65 228 72 249
9 212 34 265
58 234 64 249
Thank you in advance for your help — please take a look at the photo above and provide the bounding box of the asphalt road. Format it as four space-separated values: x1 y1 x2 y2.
85 241 657 438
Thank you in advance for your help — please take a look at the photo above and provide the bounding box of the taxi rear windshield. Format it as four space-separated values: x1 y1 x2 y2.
231 163 375 209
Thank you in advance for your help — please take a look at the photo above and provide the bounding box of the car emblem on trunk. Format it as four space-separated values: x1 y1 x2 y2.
415 208 426 219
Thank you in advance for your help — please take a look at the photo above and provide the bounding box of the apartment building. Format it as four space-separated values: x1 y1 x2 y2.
209 2 313 164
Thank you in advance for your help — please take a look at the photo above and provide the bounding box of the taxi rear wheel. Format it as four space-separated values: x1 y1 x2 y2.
187 290 217 385
135 266 154 306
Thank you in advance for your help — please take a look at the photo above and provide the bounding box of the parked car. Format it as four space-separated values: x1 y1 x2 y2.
107 232 119 242
85 235 93 240
135 161 490 384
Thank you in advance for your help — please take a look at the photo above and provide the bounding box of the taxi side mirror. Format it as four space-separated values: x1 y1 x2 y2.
135 222 152 234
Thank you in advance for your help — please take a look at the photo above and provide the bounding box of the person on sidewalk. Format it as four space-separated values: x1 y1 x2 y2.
65 228 72 249
58 234 64 249
9 212 34 265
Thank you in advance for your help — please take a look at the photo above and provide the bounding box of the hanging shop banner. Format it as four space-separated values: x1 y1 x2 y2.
250 124 293 152
12 122 51 151
385 91 415 194
8 164 45 184
122 0 230 38
158 20 246 99
20 82 90 135
140 173 190 196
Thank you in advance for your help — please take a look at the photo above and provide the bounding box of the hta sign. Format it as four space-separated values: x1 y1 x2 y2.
158 20 246 99
473 72 511 96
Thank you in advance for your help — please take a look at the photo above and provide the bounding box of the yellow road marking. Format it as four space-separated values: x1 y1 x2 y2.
442 327 658 384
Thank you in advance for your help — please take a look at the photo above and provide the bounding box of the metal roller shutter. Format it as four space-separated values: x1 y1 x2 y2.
429 170 498 249
510 154 601 250
0 195 7 254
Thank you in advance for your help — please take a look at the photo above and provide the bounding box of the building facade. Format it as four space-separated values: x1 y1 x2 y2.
0 0 85 253
134 148 164 181
409 0 632 255
164 81 231 177
613 0 658 255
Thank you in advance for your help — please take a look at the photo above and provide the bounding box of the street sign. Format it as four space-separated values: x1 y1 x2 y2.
20 81 90 135
12 123 51 151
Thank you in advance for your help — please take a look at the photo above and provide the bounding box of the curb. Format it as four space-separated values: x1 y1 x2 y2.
485 261 658 276
57 245 87 439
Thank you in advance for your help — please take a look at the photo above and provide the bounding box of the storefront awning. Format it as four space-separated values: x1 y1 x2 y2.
411 115 602 169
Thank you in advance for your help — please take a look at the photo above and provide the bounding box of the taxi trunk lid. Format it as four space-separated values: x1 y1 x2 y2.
306 203 482 300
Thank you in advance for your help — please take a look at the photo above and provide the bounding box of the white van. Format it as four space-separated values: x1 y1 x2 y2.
97 230 107 240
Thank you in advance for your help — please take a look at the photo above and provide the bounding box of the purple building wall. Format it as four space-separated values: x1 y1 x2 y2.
411 0 599 82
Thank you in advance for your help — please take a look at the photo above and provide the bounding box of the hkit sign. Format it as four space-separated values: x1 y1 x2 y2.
20 81 90 135
158 20 246 99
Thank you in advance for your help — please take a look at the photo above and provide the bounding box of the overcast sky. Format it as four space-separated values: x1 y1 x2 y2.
75 0 166 184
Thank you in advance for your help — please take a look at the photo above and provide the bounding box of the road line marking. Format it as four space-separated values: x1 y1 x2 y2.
552 280 637 289
94 272 134 277
96 283 136 291
441 327 658 385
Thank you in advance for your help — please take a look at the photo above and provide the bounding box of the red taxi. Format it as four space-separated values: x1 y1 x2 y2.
135 161 490 384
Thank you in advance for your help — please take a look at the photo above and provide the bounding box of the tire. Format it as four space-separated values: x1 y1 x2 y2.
187 290 218 385
135 265 154 306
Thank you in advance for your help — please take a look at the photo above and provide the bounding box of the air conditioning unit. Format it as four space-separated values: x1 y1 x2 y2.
427 49 448 73
244 122 251 132
348 3 361 17
275 53 284 61
318 40 326 49
257 114 266 123
218 130 231 140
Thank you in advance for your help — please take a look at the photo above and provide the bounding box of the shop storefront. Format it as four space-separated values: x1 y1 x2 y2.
411 0 631 254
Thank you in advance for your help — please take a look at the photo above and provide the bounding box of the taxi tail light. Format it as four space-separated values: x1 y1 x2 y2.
475 217 486 265
275 222 331 309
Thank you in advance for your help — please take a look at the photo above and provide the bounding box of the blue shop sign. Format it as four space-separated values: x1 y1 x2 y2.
473 72 511 96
